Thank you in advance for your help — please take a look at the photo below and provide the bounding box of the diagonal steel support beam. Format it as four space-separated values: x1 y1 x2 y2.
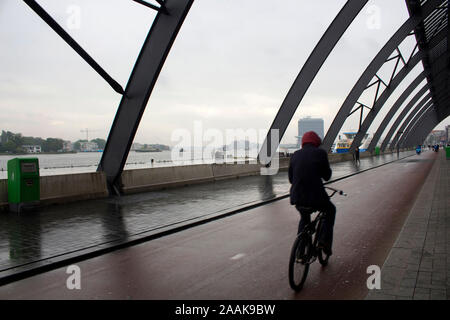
23 0 125 95
348 51 424 152
98 0 194 194
257 0 367 162
368 32 449 152
321 0 443 152
368 71 428 152
364 47 448 152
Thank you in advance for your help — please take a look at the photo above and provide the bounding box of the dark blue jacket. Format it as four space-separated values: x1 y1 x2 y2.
288 144 332 207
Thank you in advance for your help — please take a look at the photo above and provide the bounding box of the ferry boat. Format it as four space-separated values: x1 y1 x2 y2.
334 132 370 153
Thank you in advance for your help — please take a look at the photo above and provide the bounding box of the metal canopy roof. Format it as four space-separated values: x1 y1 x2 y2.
407 0 449 121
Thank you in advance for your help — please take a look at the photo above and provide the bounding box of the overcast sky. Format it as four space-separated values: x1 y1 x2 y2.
1 0 448 147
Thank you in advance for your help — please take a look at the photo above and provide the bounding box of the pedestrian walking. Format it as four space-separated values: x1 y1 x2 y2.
354 146 360 165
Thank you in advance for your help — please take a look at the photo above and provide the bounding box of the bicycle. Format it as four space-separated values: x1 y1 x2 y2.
288 186 347 291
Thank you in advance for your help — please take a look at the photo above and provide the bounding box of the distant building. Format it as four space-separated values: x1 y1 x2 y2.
131 143 144 151
425 130 446 146
22 145 41 153
80 141 99 152
63 141 73 152
296 117 324 147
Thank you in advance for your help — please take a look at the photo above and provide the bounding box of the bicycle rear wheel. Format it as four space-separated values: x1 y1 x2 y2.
288 233 310 291
316 220 330 266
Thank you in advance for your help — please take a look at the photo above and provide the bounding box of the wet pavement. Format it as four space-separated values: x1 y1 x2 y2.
366 150 450 300
0 149 434 299
0 150 414 280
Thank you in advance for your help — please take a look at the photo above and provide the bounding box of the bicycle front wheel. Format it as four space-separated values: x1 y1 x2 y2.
288 233 310 291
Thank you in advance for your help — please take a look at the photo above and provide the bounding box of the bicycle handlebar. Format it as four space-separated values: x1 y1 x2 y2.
325 186 347 197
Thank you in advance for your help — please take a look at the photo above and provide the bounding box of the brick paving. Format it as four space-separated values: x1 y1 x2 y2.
366 150 449 300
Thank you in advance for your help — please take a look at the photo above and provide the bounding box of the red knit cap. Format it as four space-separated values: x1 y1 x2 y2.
302 131 321 147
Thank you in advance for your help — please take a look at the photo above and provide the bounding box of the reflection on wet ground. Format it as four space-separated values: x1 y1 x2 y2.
0 151 414 272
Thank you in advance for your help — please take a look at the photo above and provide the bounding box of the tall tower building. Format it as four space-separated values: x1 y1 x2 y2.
297 117 324 147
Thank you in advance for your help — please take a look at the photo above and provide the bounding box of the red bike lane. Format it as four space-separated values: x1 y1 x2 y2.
0 151 437 299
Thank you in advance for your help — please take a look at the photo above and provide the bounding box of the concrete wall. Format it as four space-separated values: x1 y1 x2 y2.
0 179 7 207
0 172 108 210
120 160 289 194
121 164 215 194
39 172 108 204
0 149 399 210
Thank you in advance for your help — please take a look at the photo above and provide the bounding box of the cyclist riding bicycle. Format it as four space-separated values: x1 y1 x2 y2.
288 131 336 256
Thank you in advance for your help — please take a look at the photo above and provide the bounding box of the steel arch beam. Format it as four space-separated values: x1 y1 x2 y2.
416 113 438 145
399 93 449 147
408 114 438 147
385 92 432 150
427 26 449 51
380 84 430 151
437 103 450 123
399 88 449 144
403 107 439 147
98 0 194 194
367 48 449 152
398 101 435 147
348 51 424 152
437 79 450 120
257 0 367 162
415 104 450 144
369 74 428 152
396 84 449 147
321 0 442 152
384 67 449 150
411 2 450 120
415 103 450 144
421 106 450 141
415 116 439 146
379 42 450 150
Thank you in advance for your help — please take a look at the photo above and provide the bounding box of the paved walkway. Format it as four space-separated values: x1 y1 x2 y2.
0 151 413 283
0 150 435 299
366 150 449 300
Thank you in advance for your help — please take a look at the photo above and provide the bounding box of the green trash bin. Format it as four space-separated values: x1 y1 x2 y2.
374 146 380 156
445 146 450 159
7 158 40 212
